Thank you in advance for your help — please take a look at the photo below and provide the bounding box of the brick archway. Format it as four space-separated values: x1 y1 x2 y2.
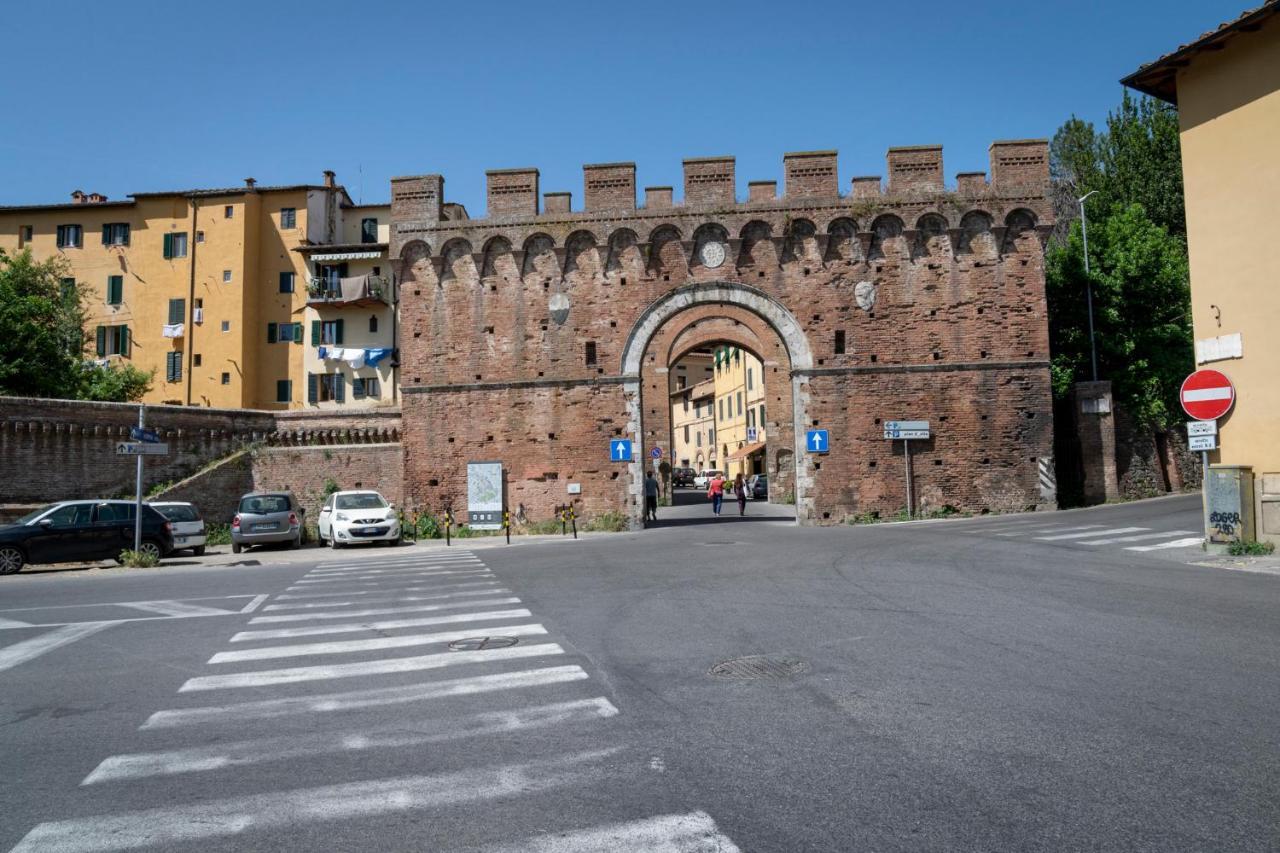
620 281 814 527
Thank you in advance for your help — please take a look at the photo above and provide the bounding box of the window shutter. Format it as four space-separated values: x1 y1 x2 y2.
352 378 365 400
311 320 321 346
102 224 110 245
95 326 106 357
335 319 344 345
121 326 131 357
279 272 291 293
307 373 318 404
168 298 184 325
292 323 303 344
162 233 173 259
267 322 278 344
335 374 345 403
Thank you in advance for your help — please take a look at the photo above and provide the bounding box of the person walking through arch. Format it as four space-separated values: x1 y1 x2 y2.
733 473 747 517
707 472 726 517
644 470 660 524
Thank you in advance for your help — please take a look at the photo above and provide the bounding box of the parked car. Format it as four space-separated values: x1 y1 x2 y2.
693 470 724 490
149 501 207 556
318 490 401 548
0 500 174 575
749 474 768 500
672 467 696 487
231 492 303 553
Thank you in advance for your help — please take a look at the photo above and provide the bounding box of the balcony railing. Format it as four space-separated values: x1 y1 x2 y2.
306 274 390 306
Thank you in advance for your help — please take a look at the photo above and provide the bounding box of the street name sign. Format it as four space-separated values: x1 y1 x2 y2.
610 439 633 462
805 430 829 453
1189 435 1217 452
1186 421 1217 437
1180 369 1234 421
116 442 169 456
883 420 930 440
130 426 161 444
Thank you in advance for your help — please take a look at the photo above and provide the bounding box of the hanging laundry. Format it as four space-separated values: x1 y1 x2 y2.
365 348 393 366
340 348 366 370
162 323 184 338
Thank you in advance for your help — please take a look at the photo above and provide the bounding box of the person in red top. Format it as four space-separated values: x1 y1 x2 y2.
707 474 726 517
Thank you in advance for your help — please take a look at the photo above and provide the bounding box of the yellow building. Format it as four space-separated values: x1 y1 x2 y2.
711 345 766 478
671 351 716 471
1123 1 1280 544
0 172 399 411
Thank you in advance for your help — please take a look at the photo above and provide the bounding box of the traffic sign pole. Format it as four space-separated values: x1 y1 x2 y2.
134 404 144 553
904 439 913 520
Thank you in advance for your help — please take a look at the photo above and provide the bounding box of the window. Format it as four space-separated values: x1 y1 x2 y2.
276 379 292 403
193 354 202 367
56 224 83 248
369 315 378 334
361 218 378 244
221 372 230 385
834 330 846 355
165 351 183 383
737 392 743 415
101 223 130 246
682 394 689 413
759 404 765 425
696 431 702 447
312 319 344 346
93 503 135 523
95 325 130 357
46 503 92 527
221 320 230 332
224 205 234 219
718 399 723 421
196 230 205 243
167 298 185 325
267 322 278 344
308 373 345 403
222 269 232 283
271 322 301 343
709 426 715 442
106 275 123 306
60 278 76 299
353 377 381 399
279 271 295 293
747 368 753 391
19 225 33 246
585 342 597 366
162 232 188 259
684 425 690 443
280 208 296 229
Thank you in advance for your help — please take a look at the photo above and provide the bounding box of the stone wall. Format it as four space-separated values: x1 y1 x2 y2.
151 449 255 524
251 444 403 524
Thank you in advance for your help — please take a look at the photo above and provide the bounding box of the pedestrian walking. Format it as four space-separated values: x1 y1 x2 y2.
733 473 747 516
644 471 660 523
707 473 725 517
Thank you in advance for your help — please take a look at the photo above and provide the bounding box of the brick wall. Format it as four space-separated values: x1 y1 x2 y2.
251 444 403 524
152 449 254 524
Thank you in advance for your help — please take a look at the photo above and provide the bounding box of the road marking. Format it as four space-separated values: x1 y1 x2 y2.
1077 530 1197 546
1125 537 1204 552
239 594 270 614
308 557 483 573
274 581 502 601
301 565 487 580
0 623 114 673
119 600 241 618
232 609 533 641
86 698 618 785
0 595 264 615
179 642 566 691
208 624 549 664
142 665 590 729
995 525 1091 536
263 588 510 611
250 597 523 624
289 568 491 585
12 749 619 853
1036 527 1146 541
0 617 35 629
482 810 741 853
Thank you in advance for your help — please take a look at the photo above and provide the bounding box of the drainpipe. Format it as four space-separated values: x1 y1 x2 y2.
185 197 199 405
391 271 399 404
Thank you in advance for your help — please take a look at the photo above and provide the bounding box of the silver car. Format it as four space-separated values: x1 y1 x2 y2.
231 492 303 553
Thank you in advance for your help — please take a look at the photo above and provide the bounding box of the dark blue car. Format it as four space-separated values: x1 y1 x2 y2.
0 501 174 575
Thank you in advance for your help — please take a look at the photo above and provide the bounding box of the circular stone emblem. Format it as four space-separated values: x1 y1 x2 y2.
548 293 570 325
698 241 727 269
854 281 877 311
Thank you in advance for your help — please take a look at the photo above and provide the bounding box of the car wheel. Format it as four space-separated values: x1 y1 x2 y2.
292 534 302 550
0 545 24 575
193 545 206 556
137 540 162 561
232 542 242 554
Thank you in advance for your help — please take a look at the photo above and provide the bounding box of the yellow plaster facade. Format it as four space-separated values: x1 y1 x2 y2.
711 345 766 478
670 351 716 471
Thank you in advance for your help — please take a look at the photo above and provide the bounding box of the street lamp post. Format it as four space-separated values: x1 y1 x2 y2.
1078 190 1100 382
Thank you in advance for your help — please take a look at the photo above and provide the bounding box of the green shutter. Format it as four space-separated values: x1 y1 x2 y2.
267 322 278 344
121 326 131 357
352 378 365 400
335 319 344 345
334 374 345 403
95 326 106 357
102 224 110 245
168 298 184 325
162 233 173 259
106 276 120 305
310 320 321 346
292 323 303 344
307 373 318 404
279 272 293 293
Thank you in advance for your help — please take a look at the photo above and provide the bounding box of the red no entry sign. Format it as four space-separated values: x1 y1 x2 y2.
1180 369 1235 421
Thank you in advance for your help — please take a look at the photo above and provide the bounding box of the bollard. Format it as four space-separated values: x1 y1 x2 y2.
504 510 510 545
443 509 452 547
559 505 567 536
569 505 577 539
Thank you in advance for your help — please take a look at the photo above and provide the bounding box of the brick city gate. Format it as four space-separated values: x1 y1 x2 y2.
391 143 1055 529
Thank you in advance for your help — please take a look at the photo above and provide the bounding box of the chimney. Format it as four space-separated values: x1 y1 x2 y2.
71 190 86 204
323 170 336 188
87 193 108 203
244 177 257 189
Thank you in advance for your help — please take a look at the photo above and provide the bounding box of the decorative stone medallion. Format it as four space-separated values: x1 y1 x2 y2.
698 240 727 269
549 293 570 325
854 281 877 311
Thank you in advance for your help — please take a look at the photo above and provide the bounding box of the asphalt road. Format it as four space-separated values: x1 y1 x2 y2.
2 494 1277 852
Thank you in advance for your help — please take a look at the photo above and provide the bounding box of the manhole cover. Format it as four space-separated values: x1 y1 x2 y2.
708 655 809 680
448 636 519 651
699 541 738 546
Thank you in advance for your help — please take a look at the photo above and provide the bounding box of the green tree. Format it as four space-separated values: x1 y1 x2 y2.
78 362 154 402
0 248 85 398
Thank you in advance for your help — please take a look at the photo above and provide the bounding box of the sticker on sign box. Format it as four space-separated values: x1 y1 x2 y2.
1189 435 1217 451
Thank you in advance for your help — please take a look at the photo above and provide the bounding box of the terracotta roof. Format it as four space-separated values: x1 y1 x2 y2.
3 184 354 212
292 242 388 254
1121 1 1279 103
0 199 136 212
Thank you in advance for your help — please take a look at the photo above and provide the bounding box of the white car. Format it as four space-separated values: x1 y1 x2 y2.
318 490 401 548
693 470 723 490
148 501 207 555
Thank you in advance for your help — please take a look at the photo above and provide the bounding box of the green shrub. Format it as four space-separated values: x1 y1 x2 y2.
523 519 564 535
323 478 340 496
205 523 231 545
584 510 629 532
119 549 159 568
1227 540 1275 556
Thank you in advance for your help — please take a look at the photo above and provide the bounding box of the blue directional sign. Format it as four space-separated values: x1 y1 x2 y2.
610 438 633 462
805 429 830 454
130 426 161 444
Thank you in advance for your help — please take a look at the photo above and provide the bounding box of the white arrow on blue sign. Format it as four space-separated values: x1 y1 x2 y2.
610 439 633 462
805 430 829 453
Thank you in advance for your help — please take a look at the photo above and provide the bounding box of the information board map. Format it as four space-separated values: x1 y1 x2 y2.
466 461 504 529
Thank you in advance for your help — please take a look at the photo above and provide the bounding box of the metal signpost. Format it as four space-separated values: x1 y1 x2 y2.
609 439 633 462
113 407 170 552
1181 370 1235 547
883 421 931 519
804 430 829 454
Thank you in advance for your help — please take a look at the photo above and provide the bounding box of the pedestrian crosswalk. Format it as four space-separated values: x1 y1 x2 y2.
9 549 740 853
949 516 1202 555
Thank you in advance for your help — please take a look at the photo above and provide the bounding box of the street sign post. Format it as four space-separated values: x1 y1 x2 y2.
650 446 662 460
884 420 931 519
746 426 758 443
1180 369 1234 421
130 426 161 444
805 430 829 454
609 439 633 462
1186 420 1217 437
1189 435 1217 452
116 442 170 456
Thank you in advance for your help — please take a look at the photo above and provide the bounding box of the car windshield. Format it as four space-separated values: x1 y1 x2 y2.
335 493 388 510
15 504 58 525
239 495 291 514
155 505 200 522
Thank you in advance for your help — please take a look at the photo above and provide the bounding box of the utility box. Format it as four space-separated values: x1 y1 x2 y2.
1258 473 1280 545
1205 465 1255 552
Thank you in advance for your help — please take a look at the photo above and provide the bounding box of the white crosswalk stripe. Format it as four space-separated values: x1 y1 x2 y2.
289 568 492 586
249 597 523 624
1125 536 1204 552
232 608 533 642
1077 530 1196 546
483 810 741 853
263 587 511 611
1036 527 1146 541
207 623 549 664
275 580 502 600
954 515 1204 558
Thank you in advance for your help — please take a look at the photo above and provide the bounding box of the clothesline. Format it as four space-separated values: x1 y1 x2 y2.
317 346 393 369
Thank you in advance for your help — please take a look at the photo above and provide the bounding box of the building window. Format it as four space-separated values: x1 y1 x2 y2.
361 218 378 244
19 225 33 246
101 223 130 246
56 224 82 248
221 372 230 385
162 232 188 259
759 404 765 425
280 208 296 229
271 321 301 343
193 354 202 367
223 270 232 283
709 426 715 442
684 425 690 443
313 319 344 346
221 320 230 332
279 271 295 293
369 315 378 334
196 230 205 243
165 351 183 383
747 368 753 391
106 275 123 306
353 377 381 400
167 298 186 325
60 278 76 299
309 373 345 403
736 392 743 415
276 379 292 403
696 431 702 447
834 330 846 355
682 394 689 413
95 325 130 357
224 205 234 219
584 341 597 366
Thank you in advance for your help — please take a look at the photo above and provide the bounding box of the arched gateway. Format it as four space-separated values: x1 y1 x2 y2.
392 144 1056 530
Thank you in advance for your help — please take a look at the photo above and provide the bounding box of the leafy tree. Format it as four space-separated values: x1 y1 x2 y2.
78 362 154 402
0 248 85 398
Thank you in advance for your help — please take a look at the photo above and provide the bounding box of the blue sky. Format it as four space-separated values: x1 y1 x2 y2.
0 0 1246 213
